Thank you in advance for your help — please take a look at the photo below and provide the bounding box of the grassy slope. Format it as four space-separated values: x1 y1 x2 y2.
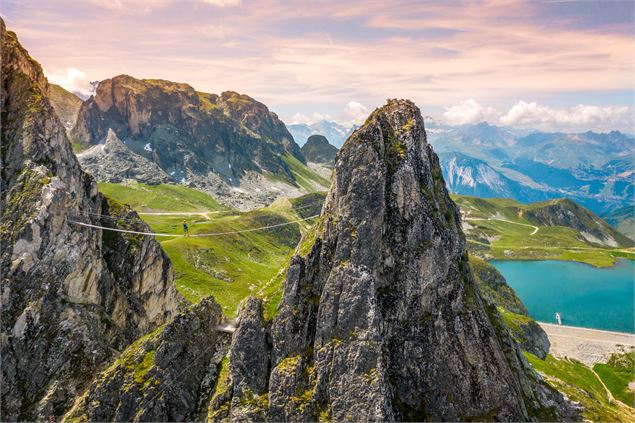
98 182 226 212
454 195 635 267
98 182 319 316
526 353 635 422
282 153 331 192
593 350 635 407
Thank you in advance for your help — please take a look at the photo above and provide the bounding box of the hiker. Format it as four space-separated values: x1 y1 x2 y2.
183 220 189 237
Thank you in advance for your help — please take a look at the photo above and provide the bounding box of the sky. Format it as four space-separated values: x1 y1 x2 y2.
1 0 634 132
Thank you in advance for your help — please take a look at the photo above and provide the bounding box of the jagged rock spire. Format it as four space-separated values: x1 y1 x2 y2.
212 99 578 422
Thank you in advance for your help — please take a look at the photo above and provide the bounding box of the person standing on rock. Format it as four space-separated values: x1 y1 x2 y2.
183 220 189 237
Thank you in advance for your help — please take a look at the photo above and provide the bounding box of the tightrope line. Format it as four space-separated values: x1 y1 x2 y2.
69 214 319 238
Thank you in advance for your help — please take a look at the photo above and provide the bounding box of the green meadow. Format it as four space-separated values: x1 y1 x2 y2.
98 182 320 316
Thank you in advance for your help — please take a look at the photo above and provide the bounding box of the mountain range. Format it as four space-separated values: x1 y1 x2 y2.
287 120 356 147
49 81 633 222
427 121 634 217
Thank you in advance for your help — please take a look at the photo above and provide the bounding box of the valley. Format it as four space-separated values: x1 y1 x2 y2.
95 182 322 316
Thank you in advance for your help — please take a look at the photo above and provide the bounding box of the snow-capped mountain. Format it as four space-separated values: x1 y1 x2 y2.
287 120 356 147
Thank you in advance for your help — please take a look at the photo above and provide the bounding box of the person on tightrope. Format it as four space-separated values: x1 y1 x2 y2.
183 220 189 237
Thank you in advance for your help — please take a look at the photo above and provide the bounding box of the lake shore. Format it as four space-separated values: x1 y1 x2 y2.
539 322 635 366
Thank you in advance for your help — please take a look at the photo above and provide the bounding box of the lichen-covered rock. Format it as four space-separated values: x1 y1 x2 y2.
64 297 230 422
213 99 579 421
0 20 178 420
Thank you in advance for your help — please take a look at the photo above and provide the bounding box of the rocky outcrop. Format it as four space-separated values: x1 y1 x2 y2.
525 199 633 247
48 83 83 130
65 298 230 422
77 128 171 184
0 21 178 420
211 100 579 421
71 75 325 209
503 312 551 360
470 256 529 315
209 297 270 422
300 135 338 166
470 258 550 358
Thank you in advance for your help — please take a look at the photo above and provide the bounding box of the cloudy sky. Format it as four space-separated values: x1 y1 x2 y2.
1 0 633 131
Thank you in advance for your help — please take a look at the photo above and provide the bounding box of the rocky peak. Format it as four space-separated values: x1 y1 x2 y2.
300 134 338 165
0 21 178 420
212 99 578 421
103 127 126 151
77 128 171 184
71 74 315 209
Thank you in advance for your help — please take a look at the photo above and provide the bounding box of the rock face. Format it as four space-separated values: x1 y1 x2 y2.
470 256 528 315
47 83 83 130
212 100 578 421
77 128 171 184
300 134 338 166
71 76 325 209
0 21 178 420
65 298 231 422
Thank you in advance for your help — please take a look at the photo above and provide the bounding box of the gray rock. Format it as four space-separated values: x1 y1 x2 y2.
0 20 178 421
77 128 171 184
70 76 318 209
210 297 270 422
214 99 579 421
64 297 231 422
301 135 338 166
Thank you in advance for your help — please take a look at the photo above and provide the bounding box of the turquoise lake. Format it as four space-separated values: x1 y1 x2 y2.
490 260 634 333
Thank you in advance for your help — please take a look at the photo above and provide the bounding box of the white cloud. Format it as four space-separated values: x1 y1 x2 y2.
500 101 634 132
442 99 499 125
289 112 332 125
44 67 94 96
343 101 368 125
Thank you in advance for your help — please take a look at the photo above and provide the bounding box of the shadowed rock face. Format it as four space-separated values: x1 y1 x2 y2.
212 99 578 422
0 20 178 420
65 298 231 422
300 134 338 166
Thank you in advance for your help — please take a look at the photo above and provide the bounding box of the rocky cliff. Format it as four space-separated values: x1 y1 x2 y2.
65 298 230 422
71 75 323 209
0 21 178 420
300 134 338 166
211 100 578 421
47 83 83 131
470 257 550 359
